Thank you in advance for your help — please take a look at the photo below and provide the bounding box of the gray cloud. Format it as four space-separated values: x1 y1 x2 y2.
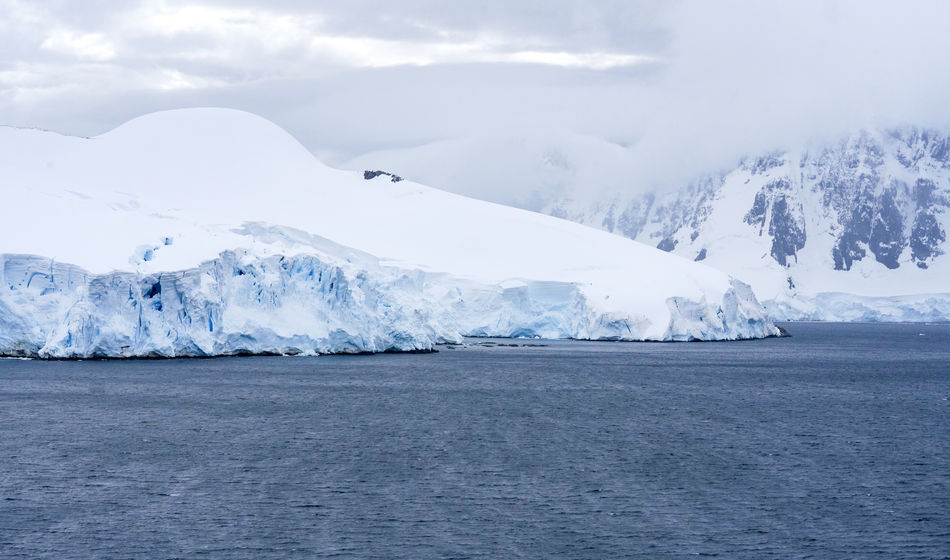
625 0 950 186
1 0 948 198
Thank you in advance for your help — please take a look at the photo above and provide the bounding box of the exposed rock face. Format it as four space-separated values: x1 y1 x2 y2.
911 212 945 268
363 170 403 182
910 178 947 268
867 188 905 269
740 178 807 267
656 237 677 252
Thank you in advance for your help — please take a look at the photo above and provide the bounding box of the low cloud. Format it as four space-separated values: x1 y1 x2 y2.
625 0 950 187
0 0 948 198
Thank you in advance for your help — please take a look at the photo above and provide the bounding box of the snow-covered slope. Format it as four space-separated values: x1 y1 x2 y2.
0 109 777 357
346 128 950 322
342 132 636 211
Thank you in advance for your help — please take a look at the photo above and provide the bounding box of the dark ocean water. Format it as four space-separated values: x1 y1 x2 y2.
1 322 948 559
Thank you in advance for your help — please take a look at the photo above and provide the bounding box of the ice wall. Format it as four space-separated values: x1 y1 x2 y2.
0 251 779 358
0 252 453 358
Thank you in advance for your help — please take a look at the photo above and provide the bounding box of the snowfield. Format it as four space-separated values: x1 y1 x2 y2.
0 109 779 357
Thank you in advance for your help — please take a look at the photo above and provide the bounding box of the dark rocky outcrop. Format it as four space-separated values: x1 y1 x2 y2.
910 212 945 268
363 170 403 182
768 195 806 266
868 189 905 269
742 178 806 266
744 191 768 231
656 237 677 252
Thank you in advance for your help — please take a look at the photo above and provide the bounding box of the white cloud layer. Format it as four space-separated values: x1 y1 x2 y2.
0 0 948 195
40 29 117 60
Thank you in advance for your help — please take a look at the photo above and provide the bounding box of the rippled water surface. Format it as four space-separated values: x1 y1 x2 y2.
1 322 949 559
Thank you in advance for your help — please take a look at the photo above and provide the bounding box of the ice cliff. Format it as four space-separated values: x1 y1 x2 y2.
0 109 779 358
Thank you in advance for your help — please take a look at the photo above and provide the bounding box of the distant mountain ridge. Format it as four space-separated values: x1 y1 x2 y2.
344 126 950 321
543 127 950 320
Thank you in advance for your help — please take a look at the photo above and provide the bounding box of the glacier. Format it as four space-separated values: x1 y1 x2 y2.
765 292 950 323
0 250 776 358
0 109 779 358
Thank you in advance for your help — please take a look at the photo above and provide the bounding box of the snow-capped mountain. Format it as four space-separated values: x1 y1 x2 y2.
544 128 950 321
345 127 950 321
0 109 777 358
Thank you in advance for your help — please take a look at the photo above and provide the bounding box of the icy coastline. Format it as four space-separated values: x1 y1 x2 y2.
765 292 950 323
0 250 778 359
0 108 781 357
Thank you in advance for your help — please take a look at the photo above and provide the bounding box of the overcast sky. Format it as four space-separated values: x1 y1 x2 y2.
2 0 949 192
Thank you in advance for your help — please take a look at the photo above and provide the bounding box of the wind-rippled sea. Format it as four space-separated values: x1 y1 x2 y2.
1 322 949 559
